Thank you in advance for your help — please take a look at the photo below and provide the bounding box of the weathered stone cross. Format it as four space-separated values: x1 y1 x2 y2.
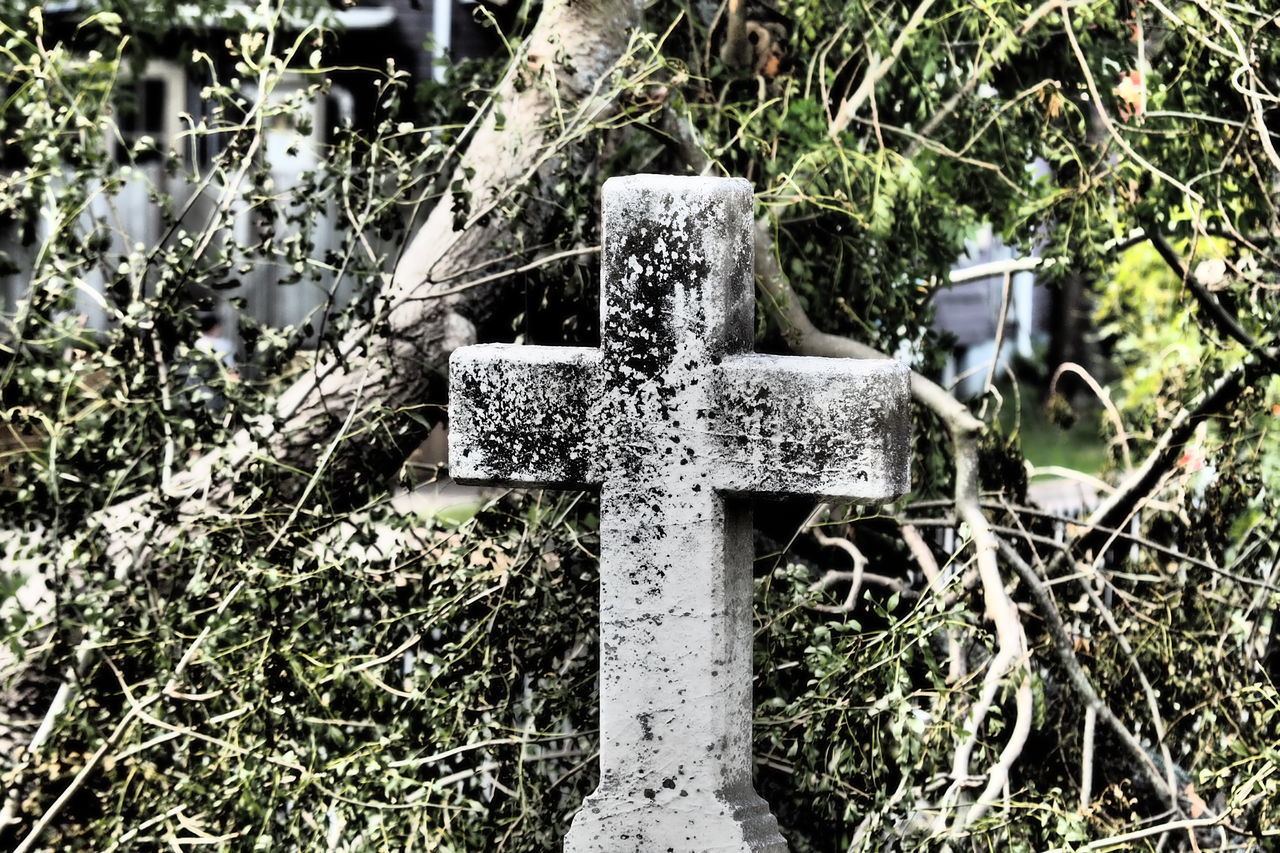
449 175 910 851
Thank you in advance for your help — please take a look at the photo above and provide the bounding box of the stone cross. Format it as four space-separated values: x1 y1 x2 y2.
449 175 910 851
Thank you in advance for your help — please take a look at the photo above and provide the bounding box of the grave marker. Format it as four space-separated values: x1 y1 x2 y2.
449 175 910 851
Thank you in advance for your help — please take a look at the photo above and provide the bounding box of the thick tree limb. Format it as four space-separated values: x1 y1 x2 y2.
1146 229 1278 369
752 219 982 436
105 0 649 561
268 0 642 500
1074 348 1277 557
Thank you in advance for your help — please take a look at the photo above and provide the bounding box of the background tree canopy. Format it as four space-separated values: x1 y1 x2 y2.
1 0 1278 849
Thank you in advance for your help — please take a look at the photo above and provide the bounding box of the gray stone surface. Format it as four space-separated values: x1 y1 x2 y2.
449 175 911 852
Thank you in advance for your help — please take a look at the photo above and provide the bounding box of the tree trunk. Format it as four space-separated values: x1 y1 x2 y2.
235 0 640 506
1045 269 1097 404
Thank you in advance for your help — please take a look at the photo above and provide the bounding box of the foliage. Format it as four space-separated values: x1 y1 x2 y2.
2 0 1279 850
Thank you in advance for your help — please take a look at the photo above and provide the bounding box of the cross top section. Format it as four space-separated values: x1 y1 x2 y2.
449 175 911 852
602 175 753 381
451 176 909 501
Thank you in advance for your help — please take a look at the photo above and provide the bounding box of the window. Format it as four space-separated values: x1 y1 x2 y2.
112 61 186 165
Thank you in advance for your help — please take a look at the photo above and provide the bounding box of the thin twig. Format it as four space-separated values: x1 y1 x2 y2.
808 509 870 612
1048 362 1134 471
1061 7 1205 204
415 245 599 300
10 697 158 853
829 0 939 138
902 523 966 684
980 270 1014 404
1076 815 1227 851
995 538 1177 809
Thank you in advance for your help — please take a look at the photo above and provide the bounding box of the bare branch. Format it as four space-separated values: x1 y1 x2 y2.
979 270 1014 402
752 218 983 436
995 538 1177 809
1074 348 1278 557
1080 706 1096 808
808 515 869 612
425 245 600 299
939 437 1033 830
1077 815 1228 851
1048 362 1134 471
902 523 966 684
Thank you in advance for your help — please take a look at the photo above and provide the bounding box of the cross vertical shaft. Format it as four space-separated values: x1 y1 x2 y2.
564 176 784 849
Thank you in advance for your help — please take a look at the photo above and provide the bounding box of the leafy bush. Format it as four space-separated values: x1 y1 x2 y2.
3 0 1279 850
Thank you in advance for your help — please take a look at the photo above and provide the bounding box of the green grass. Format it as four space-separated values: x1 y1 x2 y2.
995 380 1109 476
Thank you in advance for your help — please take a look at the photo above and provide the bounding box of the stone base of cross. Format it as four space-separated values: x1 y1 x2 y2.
450 175 910 851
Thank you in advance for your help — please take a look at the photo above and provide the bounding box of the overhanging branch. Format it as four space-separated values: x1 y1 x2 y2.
1146 228 1278 370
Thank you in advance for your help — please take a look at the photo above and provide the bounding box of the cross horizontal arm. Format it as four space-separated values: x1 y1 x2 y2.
448 345 601 488
705 355 911 501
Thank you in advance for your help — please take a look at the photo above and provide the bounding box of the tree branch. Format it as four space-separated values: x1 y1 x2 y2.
912 0 1086 149
1146 228 1277 368
901 523 966 684
752 218 982 436
995 539 1178 809
829 0 938 138
807 512 870 612
1061 7 1206 204
1074 348 1278 557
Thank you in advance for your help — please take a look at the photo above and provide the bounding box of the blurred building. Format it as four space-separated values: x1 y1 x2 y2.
0 0 502 337
933 221 1050 399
